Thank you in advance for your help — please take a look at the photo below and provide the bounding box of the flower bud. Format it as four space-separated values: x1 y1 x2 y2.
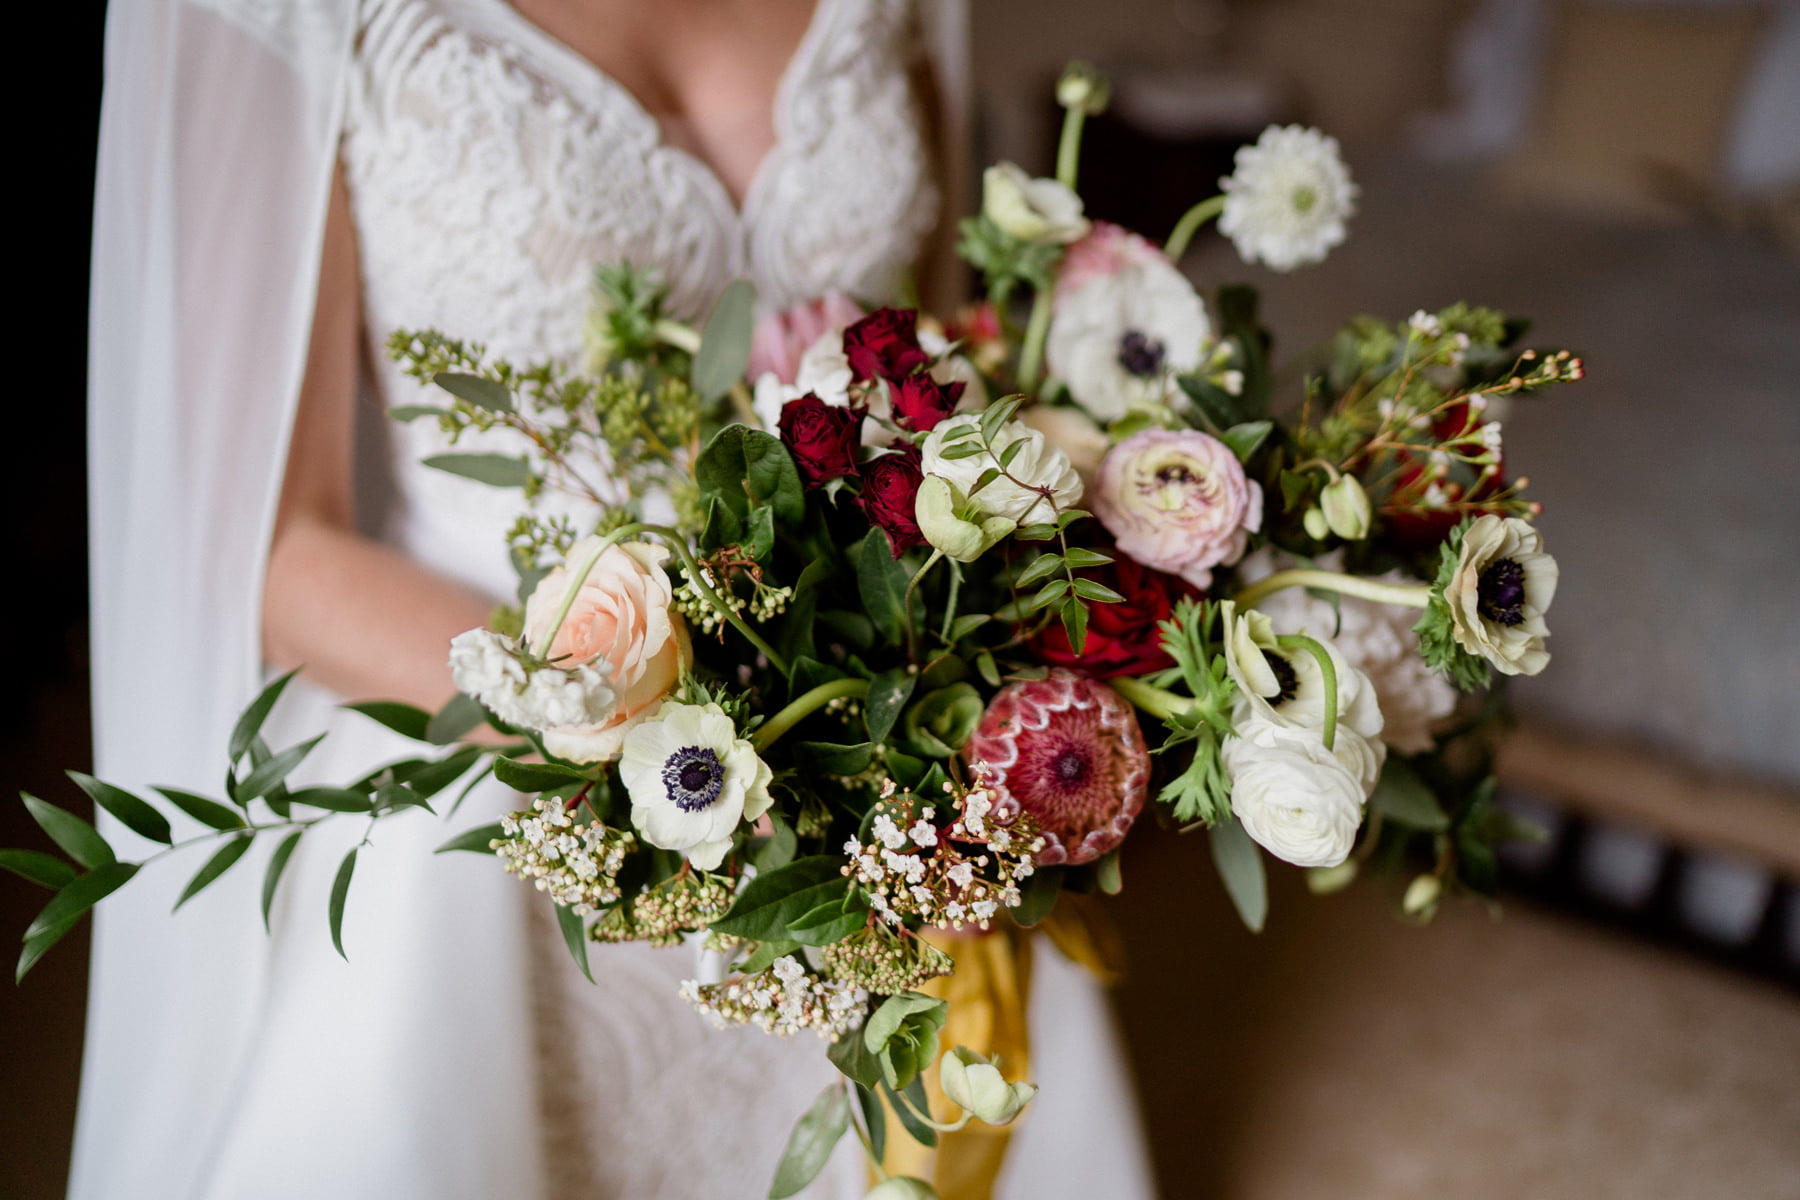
1303 505 1330 540
1402 873 1442 919
916 475 1017 562
938 1045 1038 1126
981 163 1089 245
1056 61 1111 114
1306 859 1359 895
1321 475 1372 540
866 1177 940 1200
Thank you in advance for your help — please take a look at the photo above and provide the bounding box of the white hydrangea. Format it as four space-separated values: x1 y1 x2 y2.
447 628 617 733
1219 125 1357 272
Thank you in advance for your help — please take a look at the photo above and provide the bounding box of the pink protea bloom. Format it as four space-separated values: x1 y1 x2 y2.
747 292 864 384
963 669 1149 866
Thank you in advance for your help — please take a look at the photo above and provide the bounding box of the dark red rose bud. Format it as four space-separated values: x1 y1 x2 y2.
888 373 966 433
857 440 926 557
1029 553 1195 678
778 393 863 488
843 307 932 382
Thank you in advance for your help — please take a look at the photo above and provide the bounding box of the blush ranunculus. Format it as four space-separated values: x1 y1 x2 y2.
857 440 927 557
888 373 965 434
962 669 1148 866
746 292 864 384
521 539 692 763
1093 428 1262 588
843 307 932 382
778 392 864 487
1029 553 1194 677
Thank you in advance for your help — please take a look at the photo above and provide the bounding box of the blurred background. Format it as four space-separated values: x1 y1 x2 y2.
6 0 1797 1197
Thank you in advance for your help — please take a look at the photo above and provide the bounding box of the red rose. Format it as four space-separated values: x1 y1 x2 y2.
857 441 926 557
888 373 965 433
1029 553 1195 678
843 307 932 382
778 393 863 488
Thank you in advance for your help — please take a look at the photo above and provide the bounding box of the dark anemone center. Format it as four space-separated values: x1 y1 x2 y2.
662 745 725 812
1117 330 1167 378
1051 746 1089 786
1261 650 1300 705
1477 558 1527 627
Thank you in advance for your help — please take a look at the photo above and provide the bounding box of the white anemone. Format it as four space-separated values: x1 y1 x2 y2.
618 702 773 871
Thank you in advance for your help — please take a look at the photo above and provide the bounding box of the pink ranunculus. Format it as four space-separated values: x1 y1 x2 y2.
747 293 864 385
1093 428 1263 589
521 539 692 763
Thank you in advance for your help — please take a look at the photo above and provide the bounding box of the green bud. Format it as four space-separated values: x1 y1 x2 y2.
1303 505 1331 540
1402 873 1442 919
939 1045 1038 1126
1056 61 1111 115
1321 475 1372 540
1306 859 1359 895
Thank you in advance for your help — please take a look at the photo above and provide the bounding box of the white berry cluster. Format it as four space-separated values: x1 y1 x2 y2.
841 779 1045 932
588 874 733 947
819 923 955 995
495 798 635 915
673 567 793 635
680 954 867 1039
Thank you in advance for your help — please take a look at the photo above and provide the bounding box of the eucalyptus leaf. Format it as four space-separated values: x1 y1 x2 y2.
1209 818 1268 932
436 822 506 855
152 787 245 830
421 452 531 488
388 404 448 422
173 834 254 911
768 1084 851 1199
433 371 514 413
229 669 299 762
67 773 171 846
22 794 114 870
25 861 139 942
556 900 595 984
261 829 303 931
328 848 358 959
0 849 77 890
691 278 756 401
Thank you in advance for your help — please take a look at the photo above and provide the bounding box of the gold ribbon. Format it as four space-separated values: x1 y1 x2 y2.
875 896 1125 1198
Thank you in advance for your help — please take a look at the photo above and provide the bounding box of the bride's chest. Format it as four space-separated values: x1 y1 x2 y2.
341 0 938 361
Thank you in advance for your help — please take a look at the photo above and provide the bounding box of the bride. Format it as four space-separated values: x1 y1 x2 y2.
78 0 1154 1196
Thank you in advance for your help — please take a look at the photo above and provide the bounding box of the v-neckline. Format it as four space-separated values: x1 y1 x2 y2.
467 0 834 224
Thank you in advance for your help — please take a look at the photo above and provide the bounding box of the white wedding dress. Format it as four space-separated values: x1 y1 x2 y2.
76 1 1155 1197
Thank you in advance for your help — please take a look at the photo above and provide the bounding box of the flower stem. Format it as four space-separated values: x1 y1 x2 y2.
1233 569 1431 612
1163 195 1225 262
890 1077 974 1134
750 678 870 751
1111 676 1198 723
1016 285 1054 394
652 318 700 355
1055 105 1087 190
1276 634 1338 752
903 549 945 660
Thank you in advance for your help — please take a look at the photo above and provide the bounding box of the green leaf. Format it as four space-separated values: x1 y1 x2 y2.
1030 578 1070 611
792 742 872 775
1096 849 1124 895
556 900 594 984
1014 552 1064 589
885 1077 939 1149
858 530 910 644
853 1082 887 1164
694 425 805 534
433 371 514 413
828 1013 884 1088
328 848 358 959
261 830 303 931
0 849 76 890
152 787 245 830
968 466 1003 496
22 794 114 870
737 938 802 976
17 915 81 983
1060 597 1089 655
786 892 873 947
236 735 326 805
66 772 170 845
1013 522 1058 542
421 452 532 488
1062 547 1113 569
399 745 485 798
436 822 506 855
1370 758 1450 832
1010 864 1065 927
768 1083 851 1199
710 856 850 941
286 786 373 813
1219 419 1273 464
692 278 757 401
751 814 799 872
25 861 139 942
173 834 253 911
427 692 488 745
944 614 989 643
344 700 433 740
388 404 448 422
1209 818 1267 932
1071 579 1124 604
494 757 588 793
230 669 299 762
864 667 917 745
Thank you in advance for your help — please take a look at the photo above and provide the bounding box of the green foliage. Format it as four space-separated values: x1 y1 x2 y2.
710 857 851 942
1208 819 1267 932
556 900 594 984
1413 521 1493 691
1369 757 1450 832
173 834 253 911
692 279 756 402
862 991 949 1092
328 848 358 960
768 1084 851 1199
956 214 1061 309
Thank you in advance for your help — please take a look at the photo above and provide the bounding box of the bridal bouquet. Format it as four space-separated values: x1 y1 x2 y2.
11 65 1581 1198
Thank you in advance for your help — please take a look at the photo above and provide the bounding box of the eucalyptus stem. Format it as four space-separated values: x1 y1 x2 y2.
1276 634 1338 752
750 678 870 751
1163 195 1225 262
1234 569 1432 612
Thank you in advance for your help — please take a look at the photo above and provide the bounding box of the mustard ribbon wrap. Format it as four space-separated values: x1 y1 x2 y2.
875 896 1125 1198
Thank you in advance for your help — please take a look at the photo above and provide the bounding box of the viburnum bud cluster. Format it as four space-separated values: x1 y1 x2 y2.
494 799 635 915
680 955 867 1039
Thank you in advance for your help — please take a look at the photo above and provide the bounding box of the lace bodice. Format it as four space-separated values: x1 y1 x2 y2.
337 3 935 1196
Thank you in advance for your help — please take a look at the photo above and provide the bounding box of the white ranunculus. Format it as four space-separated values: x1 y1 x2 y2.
1237 548 1456 754
448 628 617 733
1220 602 1386 753
1447 515 1558 676
618 702 772 870
919 414 1082 526
1224 719 1367 868
1046 236 1210 422
982 162 1090 244
1219 125 1357 272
